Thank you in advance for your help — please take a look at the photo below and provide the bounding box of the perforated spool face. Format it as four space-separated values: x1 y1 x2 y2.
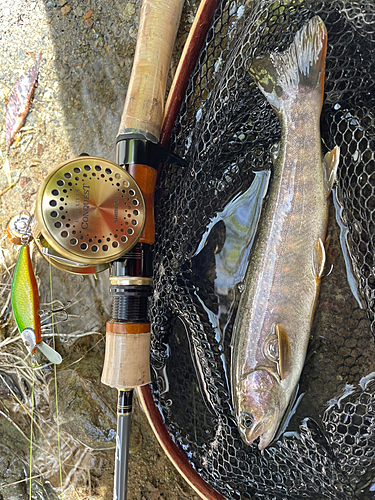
35 157 145 265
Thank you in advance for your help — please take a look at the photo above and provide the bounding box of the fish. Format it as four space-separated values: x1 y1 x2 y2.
11 244 62 364
5 52 42 148
230 16 340 450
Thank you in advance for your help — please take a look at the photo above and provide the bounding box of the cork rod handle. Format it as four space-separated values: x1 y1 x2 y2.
118 0 185 142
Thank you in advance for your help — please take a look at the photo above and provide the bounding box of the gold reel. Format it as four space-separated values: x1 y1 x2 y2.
32 156 146 275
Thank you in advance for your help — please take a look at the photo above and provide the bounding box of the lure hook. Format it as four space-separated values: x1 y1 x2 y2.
19 210 33 245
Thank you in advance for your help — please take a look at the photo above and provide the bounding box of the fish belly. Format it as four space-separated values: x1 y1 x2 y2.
232 106 328 405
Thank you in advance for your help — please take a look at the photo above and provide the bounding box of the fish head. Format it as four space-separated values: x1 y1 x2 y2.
237 369 281 450
21 328 37 354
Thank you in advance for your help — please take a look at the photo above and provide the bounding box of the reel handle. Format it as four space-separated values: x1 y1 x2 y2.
117 0 184 143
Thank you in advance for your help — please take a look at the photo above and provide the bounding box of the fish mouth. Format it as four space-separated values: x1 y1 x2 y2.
251 417 277 450
258 429 274 450
252 417 272 447
239 413 274 448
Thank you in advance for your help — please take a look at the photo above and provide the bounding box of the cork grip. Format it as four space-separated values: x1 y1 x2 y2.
118 0 185 142
101 321 151 389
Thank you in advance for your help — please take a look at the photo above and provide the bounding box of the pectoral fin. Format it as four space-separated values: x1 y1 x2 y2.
275 324 291 380
37 341 62 365
313 238 326 278
323 145 340 195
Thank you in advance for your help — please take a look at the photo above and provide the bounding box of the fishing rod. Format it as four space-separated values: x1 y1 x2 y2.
6 0 185 498
102 0 184 494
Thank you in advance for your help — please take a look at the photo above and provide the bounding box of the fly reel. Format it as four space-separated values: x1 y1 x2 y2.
32 156 146 275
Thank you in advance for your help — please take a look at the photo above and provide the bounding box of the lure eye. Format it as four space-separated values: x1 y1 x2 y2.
24 341 30 347
241 413 254 429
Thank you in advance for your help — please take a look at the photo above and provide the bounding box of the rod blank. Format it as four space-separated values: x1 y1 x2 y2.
114 390 133 500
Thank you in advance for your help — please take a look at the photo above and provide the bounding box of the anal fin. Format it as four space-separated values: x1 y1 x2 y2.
324 145 340 194
313 238 326 279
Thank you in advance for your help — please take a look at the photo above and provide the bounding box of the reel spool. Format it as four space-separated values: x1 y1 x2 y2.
32 156 146 275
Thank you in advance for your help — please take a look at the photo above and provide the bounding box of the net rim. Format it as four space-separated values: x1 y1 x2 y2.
139 385 226 500
139 0 224 497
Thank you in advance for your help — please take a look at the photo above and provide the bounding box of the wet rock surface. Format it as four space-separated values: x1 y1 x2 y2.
48 369 117 450
0 0 201 498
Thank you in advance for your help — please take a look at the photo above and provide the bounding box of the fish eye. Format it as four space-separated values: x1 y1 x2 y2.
241 414 253 429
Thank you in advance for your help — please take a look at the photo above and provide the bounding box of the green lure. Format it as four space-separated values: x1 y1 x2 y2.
9 214 62 364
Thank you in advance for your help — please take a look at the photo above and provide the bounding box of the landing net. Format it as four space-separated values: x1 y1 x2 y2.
149 1 375 498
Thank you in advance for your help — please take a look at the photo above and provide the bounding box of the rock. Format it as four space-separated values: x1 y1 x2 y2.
73 6 83 17
0 444 58 499
0 444 27 499
85 18 94 29
122 3 136 20
0 371 23 401
83 9 94 21
48 369 117 450
61 4 71 15
42 482 60 499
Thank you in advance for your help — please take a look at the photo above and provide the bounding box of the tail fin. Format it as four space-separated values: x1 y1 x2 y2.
250 16 327 113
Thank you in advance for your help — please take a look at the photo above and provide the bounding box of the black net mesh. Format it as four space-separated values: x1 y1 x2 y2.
149 1 375 498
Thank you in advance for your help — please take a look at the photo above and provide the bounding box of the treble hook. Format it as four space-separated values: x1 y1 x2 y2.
19 210 33 245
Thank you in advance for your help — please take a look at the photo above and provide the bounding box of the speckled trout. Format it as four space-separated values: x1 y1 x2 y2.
231 16 340 450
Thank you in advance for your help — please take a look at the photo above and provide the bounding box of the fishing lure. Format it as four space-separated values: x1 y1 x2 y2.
5 52 42 148
8 211 62 364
